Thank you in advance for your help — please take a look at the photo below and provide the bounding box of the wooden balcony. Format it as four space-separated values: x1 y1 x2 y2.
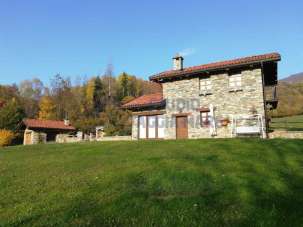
265 85 278 110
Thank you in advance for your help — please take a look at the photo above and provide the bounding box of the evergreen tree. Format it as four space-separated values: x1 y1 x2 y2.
93 76 105 114
0 98 25 131
121 72 129 97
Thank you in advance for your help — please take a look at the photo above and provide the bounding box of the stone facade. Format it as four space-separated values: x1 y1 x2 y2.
24 129 47 145
132 68 267 139
162 68 266 139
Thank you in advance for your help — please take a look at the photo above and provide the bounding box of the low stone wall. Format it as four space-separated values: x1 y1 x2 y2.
56 134 81 143
268 130 303 139
97 136 132 141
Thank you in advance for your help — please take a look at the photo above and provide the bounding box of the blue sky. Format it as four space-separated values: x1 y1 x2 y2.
0 0 302 85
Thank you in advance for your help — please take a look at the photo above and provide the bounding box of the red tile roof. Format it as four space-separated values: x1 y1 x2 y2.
23 119 75 130
122 93 164 109
150 52 281 82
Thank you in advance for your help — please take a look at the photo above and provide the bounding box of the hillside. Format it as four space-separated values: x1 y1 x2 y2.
273 82 303 117
281 72 303 84
1 140 303 226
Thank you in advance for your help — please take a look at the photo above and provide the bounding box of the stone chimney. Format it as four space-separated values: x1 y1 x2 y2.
64 119 70 126
173 54 184 70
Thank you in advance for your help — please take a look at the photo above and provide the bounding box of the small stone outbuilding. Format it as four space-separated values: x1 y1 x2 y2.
22 119 76 145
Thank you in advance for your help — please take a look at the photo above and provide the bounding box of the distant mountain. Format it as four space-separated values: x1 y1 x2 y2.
281 72 303 84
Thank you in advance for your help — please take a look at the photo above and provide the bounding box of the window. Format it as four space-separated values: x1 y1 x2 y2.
157 115 165 138
148 115 156 139
200 111 211 127
229 74 242 90
199 78 212 95
139 116 147 139
138 115 165 139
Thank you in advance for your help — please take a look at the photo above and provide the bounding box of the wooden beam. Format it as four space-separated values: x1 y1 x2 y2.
132 110 166 116
172 112 191 117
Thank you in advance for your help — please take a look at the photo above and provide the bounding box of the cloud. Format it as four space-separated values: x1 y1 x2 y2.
179 48 196 57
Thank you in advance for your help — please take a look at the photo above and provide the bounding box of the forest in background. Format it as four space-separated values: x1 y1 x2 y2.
1 67 303 145
0 65 161 139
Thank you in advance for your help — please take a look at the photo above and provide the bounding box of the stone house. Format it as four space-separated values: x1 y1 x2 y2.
123 53 280 139
22 119 76 145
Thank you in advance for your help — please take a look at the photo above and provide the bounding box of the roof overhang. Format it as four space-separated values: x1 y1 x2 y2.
122 99 166 110
150 53 281 83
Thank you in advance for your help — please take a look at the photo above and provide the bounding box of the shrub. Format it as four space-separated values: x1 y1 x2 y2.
0 129 15 147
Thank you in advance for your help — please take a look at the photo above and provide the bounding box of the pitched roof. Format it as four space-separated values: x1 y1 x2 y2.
150 52 281 82
23 119 75 130
122 93 165 109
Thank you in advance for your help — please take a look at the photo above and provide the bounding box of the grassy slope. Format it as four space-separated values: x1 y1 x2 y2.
271 115 303 131
1 139 303 227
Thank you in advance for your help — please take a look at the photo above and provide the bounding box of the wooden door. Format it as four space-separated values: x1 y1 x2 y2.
176 116 188 139
25 131 32 145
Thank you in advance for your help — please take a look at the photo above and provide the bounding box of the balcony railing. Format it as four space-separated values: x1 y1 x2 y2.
265 85 278 109
265 85 277 101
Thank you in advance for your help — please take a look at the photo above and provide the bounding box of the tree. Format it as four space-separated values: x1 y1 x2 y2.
0 98 25 131
120 72 129 97
85 78 95 114
93 76 105 114
18 78 44 118
19 78 44 100
50 74 75 119
102 63 118 104
38 96 56 120
100 105 131 136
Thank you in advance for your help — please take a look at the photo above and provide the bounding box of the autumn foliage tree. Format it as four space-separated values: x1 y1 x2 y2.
38 96 56 120
0 67 163 141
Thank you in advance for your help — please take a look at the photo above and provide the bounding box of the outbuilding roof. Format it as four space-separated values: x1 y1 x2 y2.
150 52 281 82
23 119 75 130
122 93 164 109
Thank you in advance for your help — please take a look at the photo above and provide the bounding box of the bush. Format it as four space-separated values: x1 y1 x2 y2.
0 129 15 147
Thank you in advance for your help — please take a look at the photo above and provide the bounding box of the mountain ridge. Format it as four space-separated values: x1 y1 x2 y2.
280 72 303 84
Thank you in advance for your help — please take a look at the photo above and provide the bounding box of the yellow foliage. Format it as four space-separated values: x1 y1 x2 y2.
38 96 57 120
0 129 15 147
85 78 95 111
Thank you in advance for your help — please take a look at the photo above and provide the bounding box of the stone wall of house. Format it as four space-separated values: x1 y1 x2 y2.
162 68 266 139
132 115 138 139
32 130 47 144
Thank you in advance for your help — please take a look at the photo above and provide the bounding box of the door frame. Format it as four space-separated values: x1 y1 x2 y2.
175 115 188 139
137 114 164 140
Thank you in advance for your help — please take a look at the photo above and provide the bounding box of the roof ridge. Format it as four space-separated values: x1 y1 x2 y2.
150 52 281 81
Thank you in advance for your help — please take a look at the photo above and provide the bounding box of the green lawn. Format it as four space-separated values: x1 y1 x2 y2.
1 139 303 226
271 115 303 131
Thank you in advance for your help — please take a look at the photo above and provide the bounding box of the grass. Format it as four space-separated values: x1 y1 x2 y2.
1 139 303 226
271 114 303 131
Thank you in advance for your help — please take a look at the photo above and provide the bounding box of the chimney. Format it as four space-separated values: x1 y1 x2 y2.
64 119 70 126
173 54 184 70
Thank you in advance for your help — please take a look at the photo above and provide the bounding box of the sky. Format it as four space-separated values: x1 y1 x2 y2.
0 0 302 85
